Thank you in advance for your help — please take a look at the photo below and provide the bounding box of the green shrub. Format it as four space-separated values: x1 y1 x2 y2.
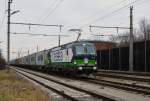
0 58 6 70
0 96 8 101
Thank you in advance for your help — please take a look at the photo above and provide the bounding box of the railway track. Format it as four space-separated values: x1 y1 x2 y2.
97 71 150 83
98 70 150 77
82 77 150 95
16 69 84 101
12 67 122 101
11 66 150 101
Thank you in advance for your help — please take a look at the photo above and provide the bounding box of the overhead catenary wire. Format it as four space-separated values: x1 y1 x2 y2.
111 0 150 28
89 25 130 34
10 22 63 27
64 0 128 30
40 0 64 23
0 13 6 32
89 25 130 30
28 0 64 32
79 0 144 28
36 0 60 23
10 22 64 32
134 0 150 7
27 0 64 33
92 34 128 37
11 32 69 46
11 32 69 37
0 0 7 32
108 0 150 34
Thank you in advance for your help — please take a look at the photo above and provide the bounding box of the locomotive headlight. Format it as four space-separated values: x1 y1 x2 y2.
74 61 77 64
93 67 97 70
78 67 83 70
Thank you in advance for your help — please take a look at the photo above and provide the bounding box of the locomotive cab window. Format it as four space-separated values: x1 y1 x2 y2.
75 44 96 55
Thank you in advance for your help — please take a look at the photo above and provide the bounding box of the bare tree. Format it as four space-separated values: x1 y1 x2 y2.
139 18 150 40
147 24 150 39
109 31 131 46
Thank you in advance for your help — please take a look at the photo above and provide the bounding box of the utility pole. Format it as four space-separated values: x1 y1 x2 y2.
89 7 133 72
28 50 30 55
28 50 30 65
0 42 1 57
58 25 63 46
18 51 20 58
7 0 12 72
129 6 134 72
37 45 39 52
144 26 147 72
58 35 60 46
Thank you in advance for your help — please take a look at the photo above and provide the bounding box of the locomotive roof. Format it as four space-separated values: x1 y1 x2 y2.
15 40 115 60
50 40 94 50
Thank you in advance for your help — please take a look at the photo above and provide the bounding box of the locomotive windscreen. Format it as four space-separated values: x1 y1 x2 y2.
75 44 96 55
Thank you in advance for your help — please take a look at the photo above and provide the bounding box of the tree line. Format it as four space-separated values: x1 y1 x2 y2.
109 18 150 45
0 50 6 69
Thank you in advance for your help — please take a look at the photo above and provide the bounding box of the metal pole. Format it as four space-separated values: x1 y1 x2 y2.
28 50 29 55
89 26 92 32
58 35 60 46
37 45 39 52
0 42 2 57
18 51 20 58
99 33 101 40
129 6 134 72
58 26 62 46
119 47 121 70
28 50 30 65
0 43 1 58
7 0 11 72
100 51 102 69
144 31 147 72
109 48 111 70
116 28 121 70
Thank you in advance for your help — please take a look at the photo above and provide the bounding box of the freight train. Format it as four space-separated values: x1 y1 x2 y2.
11 41 97 75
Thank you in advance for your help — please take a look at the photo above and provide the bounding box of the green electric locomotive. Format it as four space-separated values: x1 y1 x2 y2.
12 41 97 75
48 41 97 74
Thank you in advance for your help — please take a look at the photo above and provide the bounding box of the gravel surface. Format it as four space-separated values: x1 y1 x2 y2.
17 72 63 101
95 76 150 88
14 67 150 101
17 69 100 101
97 72 150 81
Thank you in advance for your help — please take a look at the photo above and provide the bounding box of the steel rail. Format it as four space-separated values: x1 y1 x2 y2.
15 70 79 101
98 70 150 77
96 72 150 82
13 67 121 101
83 78 150 95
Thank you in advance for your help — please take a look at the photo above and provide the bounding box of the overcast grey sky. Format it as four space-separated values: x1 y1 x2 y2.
0 0 150 59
